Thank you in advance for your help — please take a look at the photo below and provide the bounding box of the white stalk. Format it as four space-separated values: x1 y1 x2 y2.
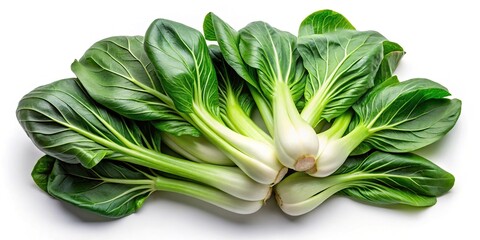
191 105 287 185
276 183 349 216
308 124 370 177
161 133 234 166
273 82 319 171
154 175 264 214
274 172 350 216
203 167 273 201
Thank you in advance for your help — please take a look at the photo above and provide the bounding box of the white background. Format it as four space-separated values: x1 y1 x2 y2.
1 0 478 239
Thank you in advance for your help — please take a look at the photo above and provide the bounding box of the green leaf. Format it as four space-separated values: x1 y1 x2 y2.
151 119 201 137
353 78 462 153
337 152 455 197
47 158 152 218
209 45 254 118
374 41 405 84
342 186 437 207
239 21 305 102
203 13 217 41
203 13 273 133
16 78 154 168
298 30 386 125
145 19 219 116
31 155 56 192
299 9 355 36
348 75 399 156
203 12 258 88
71 36 199 137
209 45 271 143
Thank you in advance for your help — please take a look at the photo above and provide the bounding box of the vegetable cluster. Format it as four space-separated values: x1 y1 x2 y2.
17 9 461 218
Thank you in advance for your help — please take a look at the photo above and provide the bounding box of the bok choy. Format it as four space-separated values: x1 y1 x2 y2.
33 155 263 217
275 151 455 216
308 77 461 177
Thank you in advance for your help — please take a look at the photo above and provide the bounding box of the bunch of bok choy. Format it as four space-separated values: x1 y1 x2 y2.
17 9 460 218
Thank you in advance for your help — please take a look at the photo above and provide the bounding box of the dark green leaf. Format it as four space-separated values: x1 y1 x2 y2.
299 9 355 36
343 186 437 207
239 21 305 102
353 78 461 152
374 41 405 84
31 155 56 192
16 78 160 168
298 30 385 124
71 36 199 137
348 76 399 156
203 13 258 88
145 19 219 116
209 45 254 117
151 119 201 137
46 157 152 218
337 152 455 197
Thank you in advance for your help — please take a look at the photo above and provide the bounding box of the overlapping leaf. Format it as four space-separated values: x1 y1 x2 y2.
32 155 152 218
145 19 219 117
71 36 199 137
299 9 355 36
17 78 159 168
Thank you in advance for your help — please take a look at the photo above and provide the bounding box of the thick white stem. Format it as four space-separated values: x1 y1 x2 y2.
161 133 234 166
308 124 370 177
273 82 319 171
191 105 287 184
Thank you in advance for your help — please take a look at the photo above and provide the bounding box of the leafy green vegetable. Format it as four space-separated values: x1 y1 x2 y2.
17 78 271 201
32 155 263 217
275 151 455 216
309 78 461 177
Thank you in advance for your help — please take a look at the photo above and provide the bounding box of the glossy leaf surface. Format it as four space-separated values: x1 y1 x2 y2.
32 156 264 217
145 19 219 116
353 78 462 153
299 9 355 36
203 13 258 88
37 156 151 218
17 78 156 168
71 36 199 137
374 41 405 84
239 21 305 102
298 30 385 124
